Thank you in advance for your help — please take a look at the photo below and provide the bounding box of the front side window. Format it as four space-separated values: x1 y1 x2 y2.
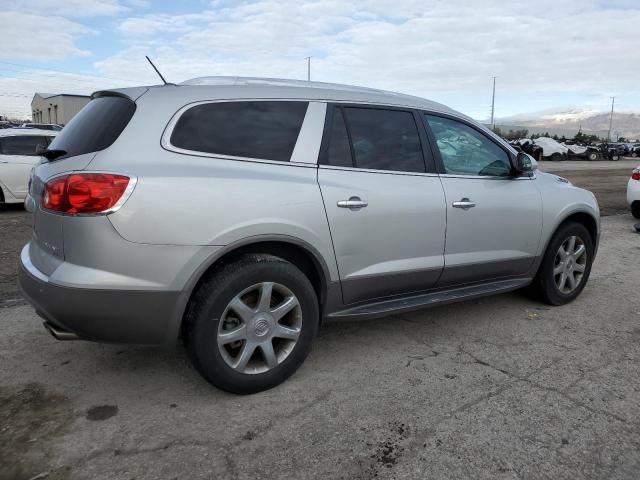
425 115 511 177
343 107 425 173
170 101 309 162
0 135 51 155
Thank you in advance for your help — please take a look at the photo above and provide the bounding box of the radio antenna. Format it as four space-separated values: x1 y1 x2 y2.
145 56 168 85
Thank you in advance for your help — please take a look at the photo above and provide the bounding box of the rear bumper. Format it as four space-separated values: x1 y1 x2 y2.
19 245 185 345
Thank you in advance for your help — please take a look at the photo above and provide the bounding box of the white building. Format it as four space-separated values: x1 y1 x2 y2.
31 93 90 125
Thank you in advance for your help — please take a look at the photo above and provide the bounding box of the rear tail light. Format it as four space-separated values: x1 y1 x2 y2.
632 169 640 181
42 173 133 214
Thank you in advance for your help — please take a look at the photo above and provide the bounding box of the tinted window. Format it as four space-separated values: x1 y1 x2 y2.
48 96 135 160
0 135 51 156
344 108 424 173
425 115 511 177
171 101 308 162
325 108 353 167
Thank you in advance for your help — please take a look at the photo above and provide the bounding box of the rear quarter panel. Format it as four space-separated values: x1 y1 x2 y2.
89 88 339 281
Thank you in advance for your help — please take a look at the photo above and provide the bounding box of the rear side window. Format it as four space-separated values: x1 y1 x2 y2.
0 135 51 155
170 101 309 162
343 107 425 173
48 96 135 160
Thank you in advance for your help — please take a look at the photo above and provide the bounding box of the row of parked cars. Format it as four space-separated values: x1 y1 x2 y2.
511 137 638 161
0 121 63 131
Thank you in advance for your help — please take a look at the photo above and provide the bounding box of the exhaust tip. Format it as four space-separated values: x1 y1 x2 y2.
43 322 80 341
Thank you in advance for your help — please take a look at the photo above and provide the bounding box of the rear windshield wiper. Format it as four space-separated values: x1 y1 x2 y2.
41 148 67 161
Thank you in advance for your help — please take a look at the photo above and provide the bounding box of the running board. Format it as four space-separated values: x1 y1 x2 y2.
327 278 531 321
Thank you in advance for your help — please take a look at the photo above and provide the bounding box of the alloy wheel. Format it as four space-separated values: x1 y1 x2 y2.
553 235 587 294
217 282 302 374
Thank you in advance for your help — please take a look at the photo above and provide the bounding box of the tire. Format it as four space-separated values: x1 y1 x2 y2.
611 153 620 161
532 222 594 306
587 151 598 161
550 152 563 162
183 254 319 394
632 201 640 219
632 152 638 158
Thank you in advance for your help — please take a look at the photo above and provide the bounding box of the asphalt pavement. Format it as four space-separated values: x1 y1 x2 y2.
1 214 639 479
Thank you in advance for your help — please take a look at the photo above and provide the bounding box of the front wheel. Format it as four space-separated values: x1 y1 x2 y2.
532 222 594 305
184 254 319 394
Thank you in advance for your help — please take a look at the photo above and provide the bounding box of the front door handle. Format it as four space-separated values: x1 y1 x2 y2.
337 196 368 210
452 198 476 210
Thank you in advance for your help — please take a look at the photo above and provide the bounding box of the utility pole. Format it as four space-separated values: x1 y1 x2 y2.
490 76 496 130
305 56 311 82
608 96 615 142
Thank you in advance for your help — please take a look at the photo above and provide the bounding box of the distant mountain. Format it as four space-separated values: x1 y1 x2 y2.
495 108 640 140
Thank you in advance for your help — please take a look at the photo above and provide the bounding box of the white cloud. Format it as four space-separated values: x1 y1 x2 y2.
92 0 640 118
3 0 640 119
9 0 128 17
0 11 91 60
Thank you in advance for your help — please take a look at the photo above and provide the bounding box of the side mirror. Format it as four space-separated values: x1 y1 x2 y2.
515 152 535 174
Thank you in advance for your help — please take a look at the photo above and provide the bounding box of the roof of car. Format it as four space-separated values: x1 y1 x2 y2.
0 128 58 137
107 76 459 116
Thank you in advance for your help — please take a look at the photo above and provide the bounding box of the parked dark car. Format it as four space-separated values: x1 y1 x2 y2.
598 143 623 161
19 123 63 131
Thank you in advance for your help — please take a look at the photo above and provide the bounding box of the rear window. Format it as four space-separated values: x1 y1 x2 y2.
0 135 51 155
48 96 135 159
170 101 309 162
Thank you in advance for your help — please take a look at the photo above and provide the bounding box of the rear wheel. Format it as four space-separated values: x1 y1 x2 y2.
532 222 593 305
632 201 640 219
587 151 598 161
184 254 319 394
550 152 563 161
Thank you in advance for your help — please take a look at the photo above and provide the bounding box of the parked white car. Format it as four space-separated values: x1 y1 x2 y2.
0 128 56 204
628 166 640 218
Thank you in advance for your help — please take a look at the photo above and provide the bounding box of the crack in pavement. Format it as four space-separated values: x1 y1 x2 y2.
52 389 334 478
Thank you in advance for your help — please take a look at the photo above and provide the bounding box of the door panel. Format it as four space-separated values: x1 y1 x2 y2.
437 176 542 285
422 113 543 285
0 154 39 198
318 168 446 304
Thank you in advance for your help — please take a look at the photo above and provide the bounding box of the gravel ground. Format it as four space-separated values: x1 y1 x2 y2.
1 161 639 479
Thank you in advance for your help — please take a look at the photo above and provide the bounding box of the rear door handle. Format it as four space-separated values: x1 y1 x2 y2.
452 198 476 210
337 196 368 210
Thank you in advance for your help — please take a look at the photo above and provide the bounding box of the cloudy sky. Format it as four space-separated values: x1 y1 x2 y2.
1 0 639 120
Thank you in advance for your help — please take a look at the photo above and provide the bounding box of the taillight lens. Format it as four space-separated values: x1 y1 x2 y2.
632 169 640 181
42 173 131 214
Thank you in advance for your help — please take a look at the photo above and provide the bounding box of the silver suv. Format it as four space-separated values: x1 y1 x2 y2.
19 77 599 393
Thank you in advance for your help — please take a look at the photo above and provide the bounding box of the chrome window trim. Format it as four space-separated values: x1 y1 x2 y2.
160 98 323 166
438 173 536 180
318 164 440 177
